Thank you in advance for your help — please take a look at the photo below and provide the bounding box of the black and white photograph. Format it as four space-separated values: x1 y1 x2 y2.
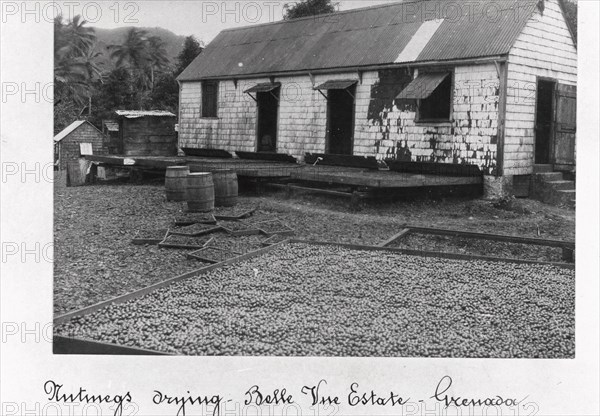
1 0 598 414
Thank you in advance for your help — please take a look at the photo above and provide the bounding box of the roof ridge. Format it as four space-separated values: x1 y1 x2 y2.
218 0 410 34
54 119 100 142
216 0 525 36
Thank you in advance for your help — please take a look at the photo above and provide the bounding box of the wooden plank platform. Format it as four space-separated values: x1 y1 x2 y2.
291 165 482 189
85 154 187 169
189 159 300 178
85 155 300 178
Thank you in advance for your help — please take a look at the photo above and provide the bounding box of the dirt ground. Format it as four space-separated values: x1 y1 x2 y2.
54 173 575 315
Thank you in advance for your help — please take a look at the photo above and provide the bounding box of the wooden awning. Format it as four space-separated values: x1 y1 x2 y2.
243 82 281 93
396 73 450 100
314 79 358 90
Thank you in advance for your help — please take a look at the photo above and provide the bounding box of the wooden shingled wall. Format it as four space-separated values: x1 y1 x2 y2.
57 122 107 170
120 116 177 157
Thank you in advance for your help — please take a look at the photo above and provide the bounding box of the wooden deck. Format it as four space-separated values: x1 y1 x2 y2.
188 159 300 178
85 155 300 178
291 165 483 189
85 155 483 188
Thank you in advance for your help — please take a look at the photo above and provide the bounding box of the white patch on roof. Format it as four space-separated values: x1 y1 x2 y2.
395 19 445 64
115 110 176 118
54 120 87 142
103 120 119 131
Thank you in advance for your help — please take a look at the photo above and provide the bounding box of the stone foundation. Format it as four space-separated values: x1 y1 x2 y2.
483 175 514 200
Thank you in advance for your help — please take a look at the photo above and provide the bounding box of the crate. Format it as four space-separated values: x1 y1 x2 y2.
213 208 256 220
187 246 241 263
131 229 170 245
218 220 261 236
174 213 217 226
254 219 294 237
168 223 223 237
158 235 214 250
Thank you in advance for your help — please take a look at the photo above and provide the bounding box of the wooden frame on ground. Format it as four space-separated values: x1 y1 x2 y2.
54 238 573 355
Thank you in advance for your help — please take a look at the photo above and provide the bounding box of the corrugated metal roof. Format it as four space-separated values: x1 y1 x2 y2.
115 110 176 118
314 79 358 90
54 120 91 142
396 72 449 99
102 120 119 132
244 82 281 93
178 0 537 81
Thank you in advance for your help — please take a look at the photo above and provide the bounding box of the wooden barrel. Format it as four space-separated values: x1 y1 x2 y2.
165 166 190 201
186 173 214 212
212 169 238 207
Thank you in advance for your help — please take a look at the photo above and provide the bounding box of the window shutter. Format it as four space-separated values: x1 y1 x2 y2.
202 81 218 118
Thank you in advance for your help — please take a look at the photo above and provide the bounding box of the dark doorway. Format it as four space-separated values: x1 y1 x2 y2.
327 86 355 155
256 88 279 152
535 79 556 164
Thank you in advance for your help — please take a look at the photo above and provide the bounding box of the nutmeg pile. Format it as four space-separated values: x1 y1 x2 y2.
56 243 575 358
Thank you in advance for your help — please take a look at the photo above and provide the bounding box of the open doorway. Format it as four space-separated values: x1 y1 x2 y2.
327 86 356 155
256 88 279 152
535 79 556 164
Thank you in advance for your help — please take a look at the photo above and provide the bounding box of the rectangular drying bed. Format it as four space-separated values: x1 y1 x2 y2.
381 226 575 263
54 241 574 358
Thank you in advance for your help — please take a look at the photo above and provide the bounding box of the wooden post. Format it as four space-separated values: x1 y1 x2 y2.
66 158 88 187
562 247 575 263
496 60 509 177
350 191 362 211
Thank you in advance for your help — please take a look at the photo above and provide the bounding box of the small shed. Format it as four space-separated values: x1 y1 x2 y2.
115 110 177 157
102 120 120 154
54 120 107 170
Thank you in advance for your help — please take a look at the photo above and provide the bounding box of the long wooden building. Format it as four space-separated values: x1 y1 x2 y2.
177 0 577 196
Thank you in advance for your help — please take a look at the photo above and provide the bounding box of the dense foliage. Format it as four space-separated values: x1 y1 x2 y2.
283 0 337 19
562 0 578 42
54 15 102 131
54 16 202 132
175 36 204 76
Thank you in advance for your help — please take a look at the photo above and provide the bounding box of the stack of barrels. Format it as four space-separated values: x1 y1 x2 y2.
165 166 238 212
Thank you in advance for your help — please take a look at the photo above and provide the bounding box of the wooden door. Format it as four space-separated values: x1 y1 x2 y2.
553 84 577 168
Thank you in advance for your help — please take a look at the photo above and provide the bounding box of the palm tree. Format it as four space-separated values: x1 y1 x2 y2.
109 28 155 97
54 56 89 105
63 15 96 56
54 15 99 105
109 28 172 107
109 28 150 68
146 35 171 89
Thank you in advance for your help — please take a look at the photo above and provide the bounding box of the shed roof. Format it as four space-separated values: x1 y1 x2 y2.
178 0 538 81
244 82 282 93
54 120 101 143
314 79 358 90
396 72 450 99
115 110 176 119
102 120 119 132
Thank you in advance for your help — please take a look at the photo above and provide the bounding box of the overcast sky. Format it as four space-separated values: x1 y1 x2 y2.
61 1 395 42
